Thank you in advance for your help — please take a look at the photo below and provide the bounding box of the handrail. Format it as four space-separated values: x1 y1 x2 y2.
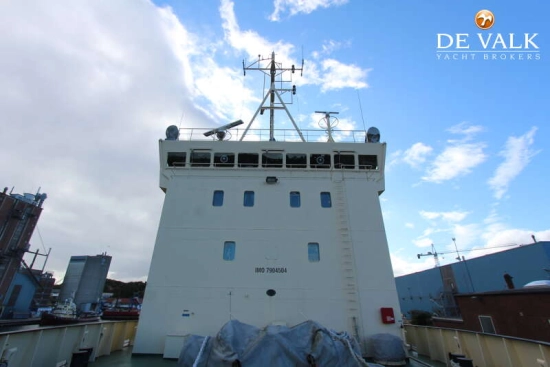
0 320 137 366
176 128 369 143
403 324 550 367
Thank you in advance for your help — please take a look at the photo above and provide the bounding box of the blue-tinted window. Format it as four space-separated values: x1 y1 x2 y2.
290 191 301 208
223 241 236 261
308 243 320 262
244 191 255 207
212 190 224 206
320 192 332 208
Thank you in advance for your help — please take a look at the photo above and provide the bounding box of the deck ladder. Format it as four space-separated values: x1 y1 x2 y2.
333 179 362 345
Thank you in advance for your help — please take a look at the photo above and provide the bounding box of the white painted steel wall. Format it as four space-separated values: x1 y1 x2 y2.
134 140 402 356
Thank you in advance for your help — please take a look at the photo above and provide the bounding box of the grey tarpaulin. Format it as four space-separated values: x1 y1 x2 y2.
369 333 407 365
177 319 385 367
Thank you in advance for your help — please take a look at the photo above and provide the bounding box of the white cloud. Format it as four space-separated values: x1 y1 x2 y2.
403 143 433 168
221 0 295 61
405 223 414 229
463 226 550 260
312 40 351 58
421 122 487 183
488 127 539 200
419 210 469 222
386 150 403 170
391 252 436 277
1 1 228 282
220 0 369 93
413 237 433 248
422 143 487 183
270 0 348 21
447 122 485 140
317 59 369 91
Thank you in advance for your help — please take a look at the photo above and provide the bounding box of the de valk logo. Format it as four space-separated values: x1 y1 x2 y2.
475 10 494 30
436 10 541 61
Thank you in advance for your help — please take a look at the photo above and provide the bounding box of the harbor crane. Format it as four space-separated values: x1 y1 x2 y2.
417 243 440 267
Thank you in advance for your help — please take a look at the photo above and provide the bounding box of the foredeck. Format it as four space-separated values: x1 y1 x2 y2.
90 346 437 367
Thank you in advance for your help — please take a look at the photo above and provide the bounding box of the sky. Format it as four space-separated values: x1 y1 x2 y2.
2 0 549 283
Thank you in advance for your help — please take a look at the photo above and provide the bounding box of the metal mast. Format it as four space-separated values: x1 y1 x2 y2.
240 52 305 142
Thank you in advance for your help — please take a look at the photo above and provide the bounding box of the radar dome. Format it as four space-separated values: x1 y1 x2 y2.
366 127 380 143
165 125 180 140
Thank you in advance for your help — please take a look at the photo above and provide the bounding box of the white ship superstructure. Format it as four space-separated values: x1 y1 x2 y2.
134 53 402 358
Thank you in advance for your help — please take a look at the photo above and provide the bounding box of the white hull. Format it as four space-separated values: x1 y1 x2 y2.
134 140 402 357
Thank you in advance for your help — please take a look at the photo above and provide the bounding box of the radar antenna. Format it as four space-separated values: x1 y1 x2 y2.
204 120 243 141
240 52 305 142
315 111 339 142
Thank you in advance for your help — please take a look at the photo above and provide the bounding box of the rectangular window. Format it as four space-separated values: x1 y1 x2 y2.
334 153 355 169
223 241 236 261
320 192 332 208
212 190 224 206
308 243 320 262
167 152 186 167
479 315 496 334
190 151 211 167
243 191 255 207
310 154 331 169
214 153 235 167
290 191 301 208
286 153 307 168
238 153 259 167
262 152 283 168
358 155 378 169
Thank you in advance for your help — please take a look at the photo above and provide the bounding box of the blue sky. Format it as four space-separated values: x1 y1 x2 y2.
2 0 548 281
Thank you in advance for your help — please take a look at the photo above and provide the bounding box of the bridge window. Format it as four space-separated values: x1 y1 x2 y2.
290 191 301 208
212 190 224 206
262 152 283 168
238 153 259 167
223 241 236 261
308 243 320 262
359 155 378 169
167 152 186 167
286 153 307 168
214 153 235 167
310 154 331 169
190 152 211 167
334 153 355 169
243 191 255 207
320 192 332 208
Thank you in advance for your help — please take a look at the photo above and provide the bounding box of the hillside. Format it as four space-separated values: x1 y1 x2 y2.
103 279 146 298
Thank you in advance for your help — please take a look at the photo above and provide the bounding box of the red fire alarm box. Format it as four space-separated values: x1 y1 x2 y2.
380 307 395 324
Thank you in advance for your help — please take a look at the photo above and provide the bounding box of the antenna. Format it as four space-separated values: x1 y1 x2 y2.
315 111 339 142
203 120 244 141
356 91 367 132
240 52 305 142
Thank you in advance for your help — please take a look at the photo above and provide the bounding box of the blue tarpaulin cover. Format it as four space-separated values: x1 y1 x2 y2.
178 319 385 367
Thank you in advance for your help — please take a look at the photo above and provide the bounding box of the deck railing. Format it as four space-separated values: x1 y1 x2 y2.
0 320 137 366
176 128 369 143
404 324 550 367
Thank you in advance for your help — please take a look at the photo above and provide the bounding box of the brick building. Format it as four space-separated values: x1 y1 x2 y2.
0 187 47 313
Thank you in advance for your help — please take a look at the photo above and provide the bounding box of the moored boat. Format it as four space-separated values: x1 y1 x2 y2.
39 298 100 326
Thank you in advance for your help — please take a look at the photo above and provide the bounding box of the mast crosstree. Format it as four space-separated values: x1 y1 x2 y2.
240 52 305 142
